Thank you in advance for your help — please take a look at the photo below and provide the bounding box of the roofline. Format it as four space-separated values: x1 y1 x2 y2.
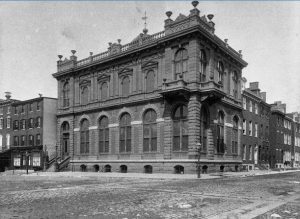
11 97 57 106
53 25 247 78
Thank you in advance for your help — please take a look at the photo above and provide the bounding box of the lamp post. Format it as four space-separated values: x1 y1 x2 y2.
196 142 202 178
25 150 29 175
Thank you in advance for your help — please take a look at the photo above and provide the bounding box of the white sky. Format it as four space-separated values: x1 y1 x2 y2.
0 1 299 112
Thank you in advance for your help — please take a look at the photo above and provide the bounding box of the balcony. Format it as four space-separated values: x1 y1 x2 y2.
199 81 226 101
159 76 190 98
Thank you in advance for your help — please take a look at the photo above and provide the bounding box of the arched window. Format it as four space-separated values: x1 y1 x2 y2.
120 113 131 152
61 122 70 157
100 82 108 101
63 82 70 107
99 116 109 153
122 76 130 97
232 116 239 154
146 70 155 93
233 71 238 99
174 49 188 79
217 61 224 84
143 109 157 152
217 111 225 154
80 119 89 154
81 87 89 105
173 105 188 151
14 136 19 146
200 107 209 152
200 49 207 82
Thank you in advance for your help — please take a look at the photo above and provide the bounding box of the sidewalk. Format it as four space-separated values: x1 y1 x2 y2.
12 168 300 180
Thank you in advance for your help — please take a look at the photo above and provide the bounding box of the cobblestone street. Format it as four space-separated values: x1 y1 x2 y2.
0 171 299 219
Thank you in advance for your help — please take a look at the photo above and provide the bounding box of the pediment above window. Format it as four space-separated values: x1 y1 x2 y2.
118 68 133 78
79 79 91 86
142 60 158 70
97 73 110 82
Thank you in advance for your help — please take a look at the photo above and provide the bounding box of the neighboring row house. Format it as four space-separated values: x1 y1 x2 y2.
9 97 57 170
241 81 271 170
0 92 19 171
52 1 248 174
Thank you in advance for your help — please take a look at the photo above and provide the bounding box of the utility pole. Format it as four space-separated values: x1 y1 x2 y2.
196 142 201 178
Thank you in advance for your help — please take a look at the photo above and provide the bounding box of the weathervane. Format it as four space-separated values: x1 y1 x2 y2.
142 11 148 33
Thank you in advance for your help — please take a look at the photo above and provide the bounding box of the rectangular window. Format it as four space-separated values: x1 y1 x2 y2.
249 145 252 160
255 123 258 137
36 134 41 145
0 118 3 129
6 117 11 129
243 120 246 135
21 105 25 114
7 106 10 114
249 121 252 136
249 101 252 112
255 103 258 114
14 106 17 114
242 98 246 110
37 102 41 111
0 108 3 115
13 120 19 130
243 145 246 160
21 136 26 146
13 136 19 146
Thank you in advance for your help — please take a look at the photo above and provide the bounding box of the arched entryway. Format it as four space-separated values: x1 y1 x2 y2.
174 165 184 174
61 122 70 159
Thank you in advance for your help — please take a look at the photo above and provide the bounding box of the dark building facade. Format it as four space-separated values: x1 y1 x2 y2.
53 2 247 174
241 81 271 170
287 112 300 168
10 97 57 170
269 101 293 168
0 92 19 171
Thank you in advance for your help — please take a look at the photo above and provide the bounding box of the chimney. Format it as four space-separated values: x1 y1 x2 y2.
5 92 11 100
260 92 266 102
249 82 260 95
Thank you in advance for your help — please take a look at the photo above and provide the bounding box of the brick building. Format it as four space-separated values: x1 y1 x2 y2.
241 81 271 170
52 1 247 174
269 101 293 168
287 112 300 168
10 96 57 170
0 92 19 171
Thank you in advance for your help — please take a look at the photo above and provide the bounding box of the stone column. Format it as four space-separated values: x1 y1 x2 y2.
163 116 172 159
188 95 201 157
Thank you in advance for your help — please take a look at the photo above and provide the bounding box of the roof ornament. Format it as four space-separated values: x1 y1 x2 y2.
142 11 148 34
191 1 199 8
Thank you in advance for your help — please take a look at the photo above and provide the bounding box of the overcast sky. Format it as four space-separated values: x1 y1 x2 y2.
0 1 299 112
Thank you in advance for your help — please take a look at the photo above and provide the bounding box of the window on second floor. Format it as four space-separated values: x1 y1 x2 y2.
21 135 26 146
145 70 155 93
36 117 41 128
63 82 70 107
254 103 258 114
243 119 246 135
0 108 3 115
232 71 238 99
0 118 3 129
217 61 224 84
21 119 26 130
28 118 34 129
255 123 258 137
249 121 252 136
21 105 25 114
121 76 130 97
174 48 188 79
6 117 10 129
100 82 108 101
13 120 19 130
37 102 41 111
249 100 253 112
7 106 10 114
199 49 207 82
243 97 246 110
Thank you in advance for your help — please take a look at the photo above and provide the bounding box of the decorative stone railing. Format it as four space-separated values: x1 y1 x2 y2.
57 31 166 72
